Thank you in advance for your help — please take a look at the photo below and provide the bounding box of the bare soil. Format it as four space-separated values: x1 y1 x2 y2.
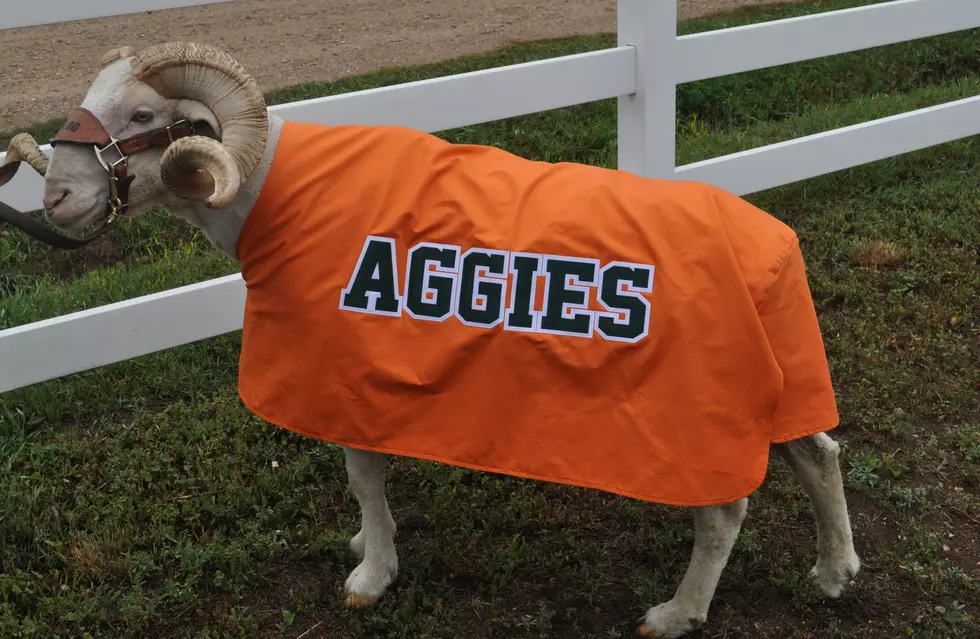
0 0 803 131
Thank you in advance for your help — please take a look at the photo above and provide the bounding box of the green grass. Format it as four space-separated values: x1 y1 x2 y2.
1 0 979 637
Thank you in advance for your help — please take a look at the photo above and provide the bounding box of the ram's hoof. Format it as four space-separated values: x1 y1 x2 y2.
344 593 378 608
636 623 665 638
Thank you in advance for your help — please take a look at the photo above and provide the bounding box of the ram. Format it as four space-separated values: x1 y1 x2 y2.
1 43 860 638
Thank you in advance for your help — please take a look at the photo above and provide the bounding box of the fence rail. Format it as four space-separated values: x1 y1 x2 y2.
0 47 636 213
675 0 980 83
2 0 979 393
678 94 980 195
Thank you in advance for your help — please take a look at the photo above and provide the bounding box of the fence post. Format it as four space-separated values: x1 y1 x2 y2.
617 0 677 178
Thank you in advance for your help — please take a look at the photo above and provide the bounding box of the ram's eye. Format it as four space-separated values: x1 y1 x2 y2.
132 111 154 124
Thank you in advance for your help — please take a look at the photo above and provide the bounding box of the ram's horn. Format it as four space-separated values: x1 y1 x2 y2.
0 133 49 187
130 42 268 208
159 137 240 209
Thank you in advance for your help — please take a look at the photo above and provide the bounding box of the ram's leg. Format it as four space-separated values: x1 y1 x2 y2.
342 446 398 608
638 498 747 638
774 432 860 597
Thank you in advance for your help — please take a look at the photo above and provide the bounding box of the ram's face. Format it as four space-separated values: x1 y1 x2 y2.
6 42 270 233
42 60 181 231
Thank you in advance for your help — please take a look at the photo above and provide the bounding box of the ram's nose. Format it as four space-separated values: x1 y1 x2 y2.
43 187 70 212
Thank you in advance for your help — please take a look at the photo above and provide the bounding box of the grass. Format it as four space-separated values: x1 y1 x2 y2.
1 0 979 637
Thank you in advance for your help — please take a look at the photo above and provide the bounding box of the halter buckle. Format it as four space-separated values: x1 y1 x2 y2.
94 139 125 172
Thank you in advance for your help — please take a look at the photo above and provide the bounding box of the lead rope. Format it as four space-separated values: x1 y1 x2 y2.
0 159 119 250
1 114 193 250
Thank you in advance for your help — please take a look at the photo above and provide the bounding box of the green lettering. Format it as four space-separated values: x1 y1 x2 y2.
340 236 402 315
596 263 654 342
505 253 541 331
405 243 459 321
457 249 508 327
539 257 598 336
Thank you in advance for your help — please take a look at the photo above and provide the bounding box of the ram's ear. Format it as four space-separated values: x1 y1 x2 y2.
175 99 222 140
100 46 136 68
160 100 238 208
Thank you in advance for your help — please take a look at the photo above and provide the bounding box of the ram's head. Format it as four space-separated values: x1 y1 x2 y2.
16 43 268 232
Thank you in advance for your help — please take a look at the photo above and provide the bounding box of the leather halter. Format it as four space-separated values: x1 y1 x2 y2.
0 107 196 250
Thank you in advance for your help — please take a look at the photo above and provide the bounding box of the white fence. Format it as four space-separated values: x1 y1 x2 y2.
2 0 980 393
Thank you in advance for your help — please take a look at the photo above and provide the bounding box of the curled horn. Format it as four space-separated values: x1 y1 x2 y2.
158 137 239 207
100 46 136 68
0 133 49 187
129 42 268 208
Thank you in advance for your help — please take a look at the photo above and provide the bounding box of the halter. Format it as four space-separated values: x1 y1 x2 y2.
0 107 196 249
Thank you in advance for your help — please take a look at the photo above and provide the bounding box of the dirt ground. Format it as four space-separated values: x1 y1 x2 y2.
0 0 801 131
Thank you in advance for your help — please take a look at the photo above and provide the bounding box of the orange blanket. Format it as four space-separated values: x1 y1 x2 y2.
236 120 838 506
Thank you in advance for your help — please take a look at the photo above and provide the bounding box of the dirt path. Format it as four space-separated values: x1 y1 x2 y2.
0 0 799 131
